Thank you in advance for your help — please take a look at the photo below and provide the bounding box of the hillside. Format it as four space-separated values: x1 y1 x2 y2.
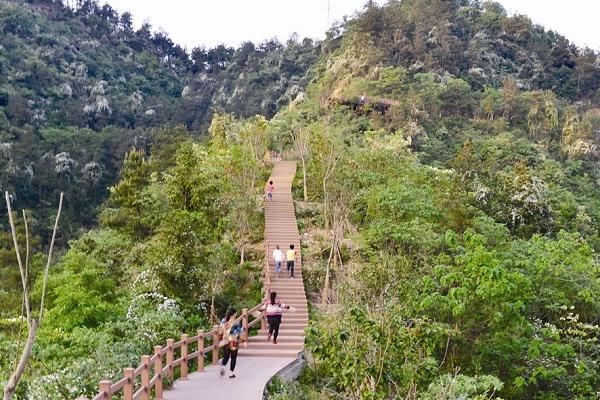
267 1 600 399
0 0 318 235
2 0 600 399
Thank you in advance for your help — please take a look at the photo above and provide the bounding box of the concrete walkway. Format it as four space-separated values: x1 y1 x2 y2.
164 161 306 399
163 357 294 400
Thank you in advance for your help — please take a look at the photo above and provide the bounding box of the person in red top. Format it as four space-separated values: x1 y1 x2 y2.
262 292 290 344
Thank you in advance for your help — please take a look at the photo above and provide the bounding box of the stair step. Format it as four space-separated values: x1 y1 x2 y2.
259 329 306 335
247 342 304 350
253 161 307 359
239 348 301 358
258 318 307 324
249 335 305 343
264 321 307 326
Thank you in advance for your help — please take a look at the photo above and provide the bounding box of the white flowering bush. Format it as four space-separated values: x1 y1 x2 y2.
421 374 504 399
27 293 185 399
54 152 78 175
124 292 184 348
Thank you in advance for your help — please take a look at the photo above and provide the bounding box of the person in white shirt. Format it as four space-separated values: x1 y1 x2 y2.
272 245 284 279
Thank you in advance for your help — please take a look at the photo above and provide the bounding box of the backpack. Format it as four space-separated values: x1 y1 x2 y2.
219 318 242 350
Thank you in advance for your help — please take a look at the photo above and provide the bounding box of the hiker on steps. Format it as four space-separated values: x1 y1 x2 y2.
262 292 290 345
219 308 246 379
272 245 284 279
286 244 296 279
265 180 274 202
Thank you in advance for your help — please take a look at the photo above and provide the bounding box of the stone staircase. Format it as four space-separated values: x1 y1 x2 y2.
240 161 307 358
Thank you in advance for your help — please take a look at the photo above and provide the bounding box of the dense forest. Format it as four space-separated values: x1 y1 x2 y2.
2 0 600 398
0 0 319 235
268 1 600 399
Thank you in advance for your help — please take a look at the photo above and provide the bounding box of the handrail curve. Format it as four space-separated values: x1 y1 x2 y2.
77 180 275 400
78 298 266 399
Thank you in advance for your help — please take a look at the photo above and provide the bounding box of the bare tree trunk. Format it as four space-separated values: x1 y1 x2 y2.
323 182 329 230
210 294 216 324
3 320 38 400
239 243 245 265
3 192 63 400
5 193 31 322
301 156 308 202
336 245 344 270
39 193 63 322
322 234 335 306
293 128 310 202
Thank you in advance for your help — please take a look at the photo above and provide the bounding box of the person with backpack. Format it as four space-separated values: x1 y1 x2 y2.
286 244 296 279
263 292 290 344
219 308 246 378
272 245 284 279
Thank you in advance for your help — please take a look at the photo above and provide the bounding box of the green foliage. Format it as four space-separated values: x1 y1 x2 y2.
3 0 600 398
289 5 600 393
0 1 319 258
306 307 447 399
421 374 504 400
1 123 268 398
364 181 443 256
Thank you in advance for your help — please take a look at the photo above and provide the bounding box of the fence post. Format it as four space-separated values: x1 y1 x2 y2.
166 339 174 383
154 346 163 400
197 329 205 372
181 334 189 379
242 308 249 341
261 307 267 330
212 325 220 365
99 380 111 400
140 355 150 400
123 368 134 400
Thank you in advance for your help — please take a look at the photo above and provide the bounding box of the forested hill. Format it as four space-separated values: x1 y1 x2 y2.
268 1 600 398
0 0 319 232
2 0 600 399
0 0 319 131
341 0 600 100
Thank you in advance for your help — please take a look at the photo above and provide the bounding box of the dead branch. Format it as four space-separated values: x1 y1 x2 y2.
5 192 30 322
39 192 63 323
3 192 64 400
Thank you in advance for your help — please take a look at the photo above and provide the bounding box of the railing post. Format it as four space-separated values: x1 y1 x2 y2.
123 368 134 400
154 346 163 400
166 339 174 383
197 329 205 372
242 308 249 341
212 325 220 365
181 334 189 379
140 355 150 400
99 380 111 400
261 307 267 330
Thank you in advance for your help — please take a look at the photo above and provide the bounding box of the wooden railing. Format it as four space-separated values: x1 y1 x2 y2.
78 242 273 400
78 302 265 400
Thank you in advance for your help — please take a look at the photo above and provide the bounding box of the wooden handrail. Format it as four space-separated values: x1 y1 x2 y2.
78 299 266 400
110 377 128 394
79 236 270 400
248 316 263 328
249 303 263 314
